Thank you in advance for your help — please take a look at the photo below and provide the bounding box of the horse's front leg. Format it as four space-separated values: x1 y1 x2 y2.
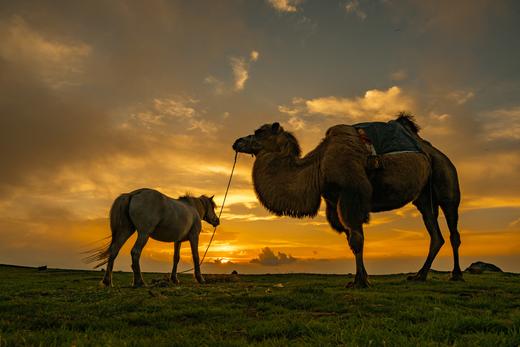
170 242 181 284
131 231 149 288
188 227 205 284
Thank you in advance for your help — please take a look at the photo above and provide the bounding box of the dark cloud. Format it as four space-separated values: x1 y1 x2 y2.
250 247 297 266
0 1 256 198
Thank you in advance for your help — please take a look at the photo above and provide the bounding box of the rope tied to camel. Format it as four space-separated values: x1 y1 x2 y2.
177 151 238 273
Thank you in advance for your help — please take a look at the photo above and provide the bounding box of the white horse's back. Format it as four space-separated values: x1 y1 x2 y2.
128 189 199 242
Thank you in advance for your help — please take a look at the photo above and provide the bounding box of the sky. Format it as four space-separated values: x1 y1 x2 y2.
1 0 519 275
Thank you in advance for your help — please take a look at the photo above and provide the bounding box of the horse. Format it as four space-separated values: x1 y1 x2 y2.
85 188 219 287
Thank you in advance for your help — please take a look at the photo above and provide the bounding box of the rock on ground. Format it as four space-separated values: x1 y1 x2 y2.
465 261 503 274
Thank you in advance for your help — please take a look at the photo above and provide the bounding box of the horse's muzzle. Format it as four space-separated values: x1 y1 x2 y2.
211 218 220 227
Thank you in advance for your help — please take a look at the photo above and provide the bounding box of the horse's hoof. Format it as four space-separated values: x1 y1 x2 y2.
170 277 180 285
346 279 370 289
407 273 427 282
196 277 206 285
99 280 111 288
449 273 465 282
132 282 147 288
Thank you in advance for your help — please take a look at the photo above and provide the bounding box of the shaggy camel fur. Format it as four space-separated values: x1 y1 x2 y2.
232 114 462 288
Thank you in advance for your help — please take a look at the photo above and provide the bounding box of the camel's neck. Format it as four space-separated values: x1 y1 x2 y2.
252 147 323 218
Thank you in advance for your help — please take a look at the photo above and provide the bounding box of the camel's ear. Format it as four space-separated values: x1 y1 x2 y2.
271 122 280 133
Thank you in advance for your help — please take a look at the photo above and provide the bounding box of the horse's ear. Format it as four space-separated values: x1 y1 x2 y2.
271 122 280 133
210 195 214 200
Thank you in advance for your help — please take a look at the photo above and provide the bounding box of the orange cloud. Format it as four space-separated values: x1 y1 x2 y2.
0 16 91 88
279 86 415 122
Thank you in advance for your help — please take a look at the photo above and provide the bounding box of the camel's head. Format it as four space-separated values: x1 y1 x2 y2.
232 122 288 155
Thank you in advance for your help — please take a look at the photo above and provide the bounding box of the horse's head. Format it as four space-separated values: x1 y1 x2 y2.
200 195 219 227
232 122 301 157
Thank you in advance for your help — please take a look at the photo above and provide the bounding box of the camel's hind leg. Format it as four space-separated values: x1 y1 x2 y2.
336 187 371 288
131 232 150 288
409 191 445 281
440 201 464 281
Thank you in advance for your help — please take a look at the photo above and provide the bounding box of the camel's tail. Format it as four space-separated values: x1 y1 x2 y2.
82 193 135 268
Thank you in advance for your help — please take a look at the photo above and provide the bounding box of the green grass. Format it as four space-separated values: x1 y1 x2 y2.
1 265 519 346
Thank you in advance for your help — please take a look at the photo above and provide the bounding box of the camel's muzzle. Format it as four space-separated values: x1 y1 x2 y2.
232 136 255 154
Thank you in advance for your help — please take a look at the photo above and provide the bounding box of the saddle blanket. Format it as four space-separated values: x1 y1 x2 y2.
353 120 422 155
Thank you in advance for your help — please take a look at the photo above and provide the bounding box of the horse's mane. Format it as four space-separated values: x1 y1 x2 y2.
395 111 420 134
179 193 215 209
179 193 193 202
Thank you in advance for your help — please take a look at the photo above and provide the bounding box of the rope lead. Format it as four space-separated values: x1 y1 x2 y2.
178 151 239 273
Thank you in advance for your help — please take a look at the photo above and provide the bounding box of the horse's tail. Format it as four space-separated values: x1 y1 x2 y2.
83 193 135 268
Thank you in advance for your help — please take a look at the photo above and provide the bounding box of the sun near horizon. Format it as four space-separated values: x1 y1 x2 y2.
1 1 519 275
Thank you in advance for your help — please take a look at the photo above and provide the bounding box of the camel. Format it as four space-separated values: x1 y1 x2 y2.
232 114 462 288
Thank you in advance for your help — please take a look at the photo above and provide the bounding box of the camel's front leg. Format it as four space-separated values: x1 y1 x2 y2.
188 228 205 284
170 242 181 284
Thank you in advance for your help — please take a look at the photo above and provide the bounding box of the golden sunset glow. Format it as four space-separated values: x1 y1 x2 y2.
1 1 519 275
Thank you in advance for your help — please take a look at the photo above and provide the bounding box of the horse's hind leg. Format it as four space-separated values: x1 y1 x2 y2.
441 201 464 281
409 192 444 281
170 242 181 284
131 232 150 288
102 227 134 287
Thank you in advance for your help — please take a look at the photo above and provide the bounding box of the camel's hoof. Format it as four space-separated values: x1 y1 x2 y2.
407 273 427 282
170 277 180 285
196 276 206 285
449 273 465 282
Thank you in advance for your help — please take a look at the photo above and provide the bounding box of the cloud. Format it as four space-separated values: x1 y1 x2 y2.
250 247 297 266
0 63 145 196
130 97 219 134
390 69 407 81
231 50 259 91
345 0 367 20
286 116 306 131
279 86 414 122
204 75 226 95
250 50 260 62
479 106 520 141
230 57 249 91
278 97 306 116
206 50 259 93
267 0 302 13
447 90 475 105
0 16 91 89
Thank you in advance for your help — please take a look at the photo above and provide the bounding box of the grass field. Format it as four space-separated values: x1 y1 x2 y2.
1 265 519 346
